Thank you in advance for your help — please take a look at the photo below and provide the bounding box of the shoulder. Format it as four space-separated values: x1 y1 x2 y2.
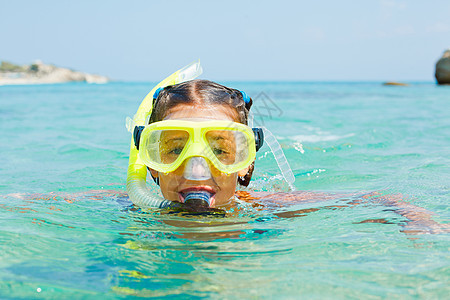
235 190 342 205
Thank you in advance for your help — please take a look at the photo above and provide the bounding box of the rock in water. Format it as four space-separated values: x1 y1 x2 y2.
382 82 409 86
435 49 450 85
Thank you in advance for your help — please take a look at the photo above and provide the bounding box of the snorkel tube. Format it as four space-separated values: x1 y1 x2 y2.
126 61 203 208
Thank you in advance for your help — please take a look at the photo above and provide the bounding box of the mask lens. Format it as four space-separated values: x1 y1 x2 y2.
159 130 189 163
144 129 189 164
205 130 249 165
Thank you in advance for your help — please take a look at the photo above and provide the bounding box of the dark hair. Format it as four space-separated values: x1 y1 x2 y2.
149 79 252 124
149 79 254 186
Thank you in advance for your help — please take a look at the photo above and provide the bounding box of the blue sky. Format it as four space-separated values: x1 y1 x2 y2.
1 0 449 81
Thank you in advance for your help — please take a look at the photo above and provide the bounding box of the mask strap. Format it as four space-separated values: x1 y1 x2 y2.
252 128 264 152
240 90 251 104
133 126 145 150
153 87 164 99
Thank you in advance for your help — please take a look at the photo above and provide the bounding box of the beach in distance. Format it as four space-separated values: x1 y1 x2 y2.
0 60 108 85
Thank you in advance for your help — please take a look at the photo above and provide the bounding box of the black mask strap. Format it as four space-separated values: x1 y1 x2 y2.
252 128 264 151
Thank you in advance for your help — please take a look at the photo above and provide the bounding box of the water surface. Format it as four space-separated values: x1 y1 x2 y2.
0 82 449 298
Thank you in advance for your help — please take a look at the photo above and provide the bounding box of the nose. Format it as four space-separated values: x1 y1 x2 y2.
183 157 212 181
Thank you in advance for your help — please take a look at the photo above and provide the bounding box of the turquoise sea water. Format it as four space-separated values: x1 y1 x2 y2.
0 82 449 298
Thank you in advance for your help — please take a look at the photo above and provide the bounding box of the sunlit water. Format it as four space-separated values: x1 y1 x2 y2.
0 82 449 298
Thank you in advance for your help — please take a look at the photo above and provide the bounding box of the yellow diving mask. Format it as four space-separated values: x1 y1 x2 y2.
133 119 264 175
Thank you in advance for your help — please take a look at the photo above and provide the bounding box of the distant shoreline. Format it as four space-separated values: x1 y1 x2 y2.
0 60 109 86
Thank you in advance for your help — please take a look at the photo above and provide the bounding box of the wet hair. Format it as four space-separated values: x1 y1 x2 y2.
149 79 252 124
149 79 254 186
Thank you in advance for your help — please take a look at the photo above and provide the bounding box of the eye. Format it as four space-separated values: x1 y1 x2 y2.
169 147 183 155
213 148 228 155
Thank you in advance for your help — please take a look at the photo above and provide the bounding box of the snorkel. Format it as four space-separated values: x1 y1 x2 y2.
126 61 203 208
126 61 296 209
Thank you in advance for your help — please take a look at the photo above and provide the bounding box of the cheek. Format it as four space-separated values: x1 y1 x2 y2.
159 173 182 200
220 173 238 186
215 173 238 195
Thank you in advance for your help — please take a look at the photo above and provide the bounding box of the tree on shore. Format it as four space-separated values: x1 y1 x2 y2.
0 61 25 72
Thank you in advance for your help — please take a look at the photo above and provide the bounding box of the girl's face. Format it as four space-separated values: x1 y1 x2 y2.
149 103 249 208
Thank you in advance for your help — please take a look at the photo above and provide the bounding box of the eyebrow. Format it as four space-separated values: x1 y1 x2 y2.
208 132 234 141
211 136 225 141
164 136 187 144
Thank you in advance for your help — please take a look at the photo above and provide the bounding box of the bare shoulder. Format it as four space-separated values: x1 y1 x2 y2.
235 190 348 205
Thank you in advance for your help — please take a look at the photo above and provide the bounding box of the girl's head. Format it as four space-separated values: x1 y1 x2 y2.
147 79 255 207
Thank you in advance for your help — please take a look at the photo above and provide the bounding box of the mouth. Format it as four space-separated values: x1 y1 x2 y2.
178 186 216 207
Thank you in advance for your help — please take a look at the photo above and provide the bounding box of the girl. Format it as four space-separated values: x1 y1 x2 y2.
129 78 263 210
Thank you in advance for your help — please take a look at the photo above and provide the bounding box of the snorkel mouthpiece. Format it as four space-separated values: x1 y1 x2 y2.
183 157 212 181
184 191 212 208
